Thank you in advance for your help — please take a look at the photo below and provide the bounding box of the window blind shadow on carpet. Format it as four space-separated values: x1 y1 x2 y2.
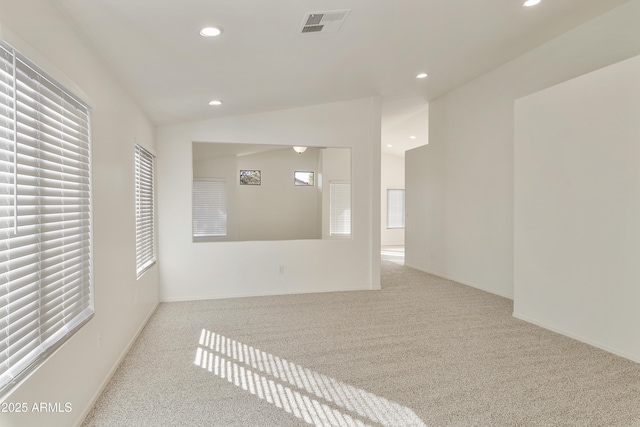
195 329 426 427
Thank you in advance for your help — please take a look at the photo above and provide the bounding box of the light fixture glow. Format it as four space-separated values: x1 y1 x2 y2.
387 144 393 148
293 146 307 154
200 27 223 37
523 0 541 7
416 73 428 79
410 136 417 139
208 100 223 106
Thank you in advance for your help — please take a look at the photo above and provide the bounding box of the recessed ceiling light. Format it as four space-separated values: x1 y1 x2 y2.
208 100 223 106
200 27 223 37
523 0 541 7
387 144 393 148
416 73 428 79
410 136 417 139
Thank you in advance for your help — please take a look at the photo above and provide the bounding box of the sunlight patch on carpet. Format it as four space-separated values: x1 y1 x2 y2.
195 329 426 427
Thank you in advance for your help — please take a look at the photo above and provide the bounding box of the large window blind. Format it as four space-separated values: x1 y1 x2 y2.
329 181 351 237
0 40 93 397
193 178 227 237
387 189 405 229
135 144 155 277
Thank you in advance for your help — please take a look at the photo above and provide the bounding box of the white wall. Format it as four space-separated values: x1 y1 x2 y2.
0 1 158 426
405 0 640 299
157 97 381 301
237 148 320 241
406 140 445 272
514 54 640 363
381 153 405 246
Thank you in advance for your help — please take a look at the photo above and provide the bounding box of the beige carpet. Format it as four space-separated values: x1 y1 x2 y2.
82 260 640 426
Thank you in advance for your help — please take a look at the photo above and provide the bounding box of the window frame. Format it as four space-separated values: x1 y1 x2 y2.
192 178 227 239
0 40 94 398
387 188 405 229
329 181 351 237
135 144 156 278
294 171 314 186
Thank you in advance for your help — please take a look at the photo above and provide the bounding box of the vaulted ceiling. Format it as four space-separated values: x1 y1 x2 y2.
54 0 628 155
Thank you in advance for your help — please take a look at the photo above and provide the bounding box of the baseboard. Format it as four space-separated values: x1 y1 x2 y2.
161 285 373 302
405 264 514 300
513 311 640 364
74 301 160 427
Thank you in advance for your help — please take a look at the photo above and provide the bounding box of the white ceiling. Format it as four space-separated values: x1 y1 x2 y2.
54 0 628 156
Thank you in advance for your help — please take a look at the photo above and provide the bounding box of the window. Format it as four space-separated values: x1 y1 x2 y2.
387 189 405 229
135 145 155 277
0 40 93 396
329 182 351 236
193 178 227 237
294 171 314 186
239 170 260 185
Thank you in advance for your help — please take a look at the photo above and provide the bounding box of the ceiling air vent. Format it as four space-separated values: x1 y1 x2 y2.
302 25 323 34
300 10 351 34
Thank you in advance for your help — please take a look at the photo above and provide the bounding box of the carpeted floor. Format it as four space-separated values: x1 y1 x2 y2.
82 259 640 426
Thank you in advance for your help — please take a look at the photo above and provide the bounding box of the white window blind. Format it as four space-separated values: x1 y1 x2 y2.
0 40 93 397
135 144 155 277
329 181 351 236
193 179 227 237
387 189 405 229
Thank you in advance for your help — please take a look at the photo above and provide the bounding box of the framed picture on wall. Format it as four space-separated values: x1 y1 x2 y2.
240 170 261 185
294 171 314 186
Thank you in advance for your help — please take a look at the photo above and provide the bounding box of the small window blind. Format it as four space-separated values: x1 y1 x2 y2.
0 40 93 397
135 144 155 277
329 181 351 236
193 179 227 237
387 189 405 229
